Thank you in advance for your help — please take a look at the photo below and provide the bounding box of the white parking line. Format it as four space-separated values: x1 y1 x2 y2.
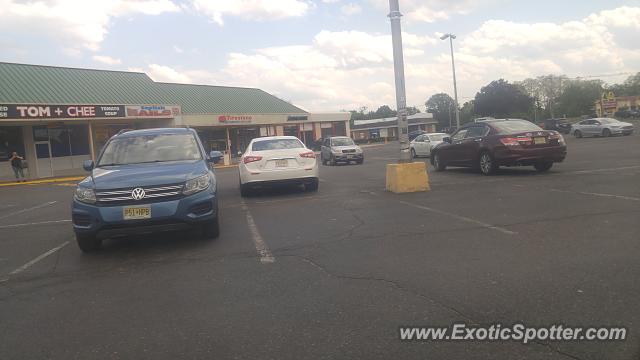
8 241 70 276
0 201 57 221
0 220 71 230
565 165 640 175
240 200 274 264
397 200 516 235
551 189 640 202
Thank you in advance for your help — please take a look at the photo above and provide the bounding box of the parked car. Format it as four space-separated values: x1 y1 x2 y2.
320 136 364 165
537 118 572 134
430 119 567 175
72 128 223 252
571 118 634 138
408 130 426 141
410 132 448 158
614 109 640 118
239 136 319 196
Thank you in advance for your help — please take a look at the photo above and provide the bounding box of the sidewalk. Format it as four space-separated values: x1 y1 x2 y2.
0 163 239 187
0 176 85 187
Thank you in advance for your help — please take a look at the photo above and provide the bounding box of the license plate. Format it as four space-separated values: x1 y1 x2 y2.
123 206 151 220
534 137 546 145
275 159 288 168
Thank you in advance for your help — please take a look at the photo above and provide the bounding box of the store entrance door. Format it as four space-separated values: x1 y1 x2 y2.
35 141 53 178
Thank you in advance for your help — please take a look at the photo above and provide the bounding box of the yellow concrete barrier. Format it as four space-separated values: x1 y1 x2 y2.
385 161 430 193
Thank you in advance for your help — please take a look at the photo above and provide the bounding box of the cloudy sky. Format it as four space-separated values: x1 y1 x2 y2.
1 0 639 112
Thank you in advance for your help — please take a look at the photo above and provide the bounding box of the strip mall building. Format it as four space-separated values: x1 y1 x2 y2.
0 62 349 181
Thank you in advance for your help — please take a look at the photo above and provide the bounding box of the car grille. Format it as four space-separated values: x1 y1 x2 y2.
95 184 184 206
342 149 356 153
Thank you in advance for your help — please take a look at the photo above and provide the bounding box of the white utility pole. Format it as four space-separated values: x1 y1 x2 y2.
441 33 460 128
388 0 411 162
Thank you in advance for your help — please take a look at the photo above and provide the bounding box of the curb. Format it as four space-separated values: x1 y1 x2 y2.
0 176 85 187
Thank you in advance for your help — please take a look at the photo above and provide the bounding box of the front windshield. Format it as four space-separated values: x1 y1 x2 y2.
332 138 355 146
491 120 542 134
428 134 447 141
98 134 202 166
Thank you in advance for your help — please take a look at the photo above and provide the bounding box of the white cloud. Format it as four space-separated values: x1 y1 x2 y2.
146 64 193 83
192 0 311 26
175 6 639 112
173 45 184 53
367 0 493 23
92 55 122 65
0 0 179 51
340 3 361 16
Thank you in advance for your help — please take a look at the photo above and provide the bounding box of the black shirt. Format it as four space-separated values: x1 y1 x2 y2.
11 157 22 168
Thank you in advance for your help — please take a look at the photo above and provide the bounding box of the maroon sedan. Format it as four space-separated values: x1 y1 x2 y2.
430 119 567 175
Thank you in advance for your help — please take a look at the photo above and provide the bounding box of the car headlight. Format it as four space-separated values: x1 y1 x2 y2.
332 149 342 154
183 174 211 195
75 187 96 204
356 147 363 153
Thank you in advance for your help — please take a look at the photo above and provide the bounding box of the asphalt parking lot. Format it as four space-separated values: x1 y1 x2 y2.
1 134 639 359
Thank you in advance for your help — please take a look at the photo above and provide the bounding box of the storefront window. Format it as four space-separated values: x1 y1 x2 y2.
0 127 25 162
32 125 90 158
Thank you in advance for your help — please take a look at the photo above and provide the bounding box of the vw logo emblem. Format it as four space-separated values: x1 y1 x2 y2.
131 188 146 200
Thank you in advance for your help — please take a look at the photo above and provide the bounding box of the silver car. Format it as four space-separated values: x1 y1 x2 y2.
320 136 364 165
571 118 634 138
410 132 448 158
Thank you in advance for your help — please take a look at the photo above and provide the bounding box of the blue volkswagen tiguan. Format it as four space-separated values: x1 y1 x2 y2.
72 128 223 252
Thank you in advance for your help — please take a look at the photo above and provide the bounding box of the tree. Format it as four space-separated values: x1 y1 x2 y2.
516 75 568 118
556 80 603 117
474 79 533 119
406 106 421 115
460 100 476 125
425 93 455 130
373 105 396 118
609 72 640 96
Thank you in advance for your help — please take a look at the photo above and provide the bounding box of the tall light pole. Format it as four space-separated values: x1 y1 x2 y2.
441 33 460 129
388 0 410 162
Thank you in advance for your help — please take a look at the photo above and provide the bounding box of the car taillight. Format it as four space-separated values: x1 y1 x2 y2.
243 155 262 164
500 137 531 146
300 151 316 159
549 132 565 145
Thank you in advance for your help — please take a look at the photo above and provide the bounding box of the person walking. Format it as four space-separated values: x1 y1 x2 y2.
9 152 26 182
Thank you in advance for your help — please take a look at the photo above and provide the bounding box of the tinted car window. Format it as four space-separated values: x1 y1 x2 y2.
98 134 201 166
490 120 542 134
252 139 304 151
451 129 468 141
465 126 487 138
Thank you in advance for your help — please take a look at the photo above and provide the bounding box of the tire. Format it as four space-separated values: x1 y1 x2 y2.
329 155 336 166
357 158 364 165
574 130 582 138
240 183 251 197
602 128 611 137
411 148 417 158
305 178 319 192
203 216 220 239
479 151 498 175
76 233 101 253
534 162 553 172
432 153 446 171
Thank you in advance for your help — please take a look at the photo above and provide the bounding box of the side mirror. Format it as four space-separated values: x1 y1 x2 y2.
83 160 94 171
209 151 223 164
443 137 452 144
